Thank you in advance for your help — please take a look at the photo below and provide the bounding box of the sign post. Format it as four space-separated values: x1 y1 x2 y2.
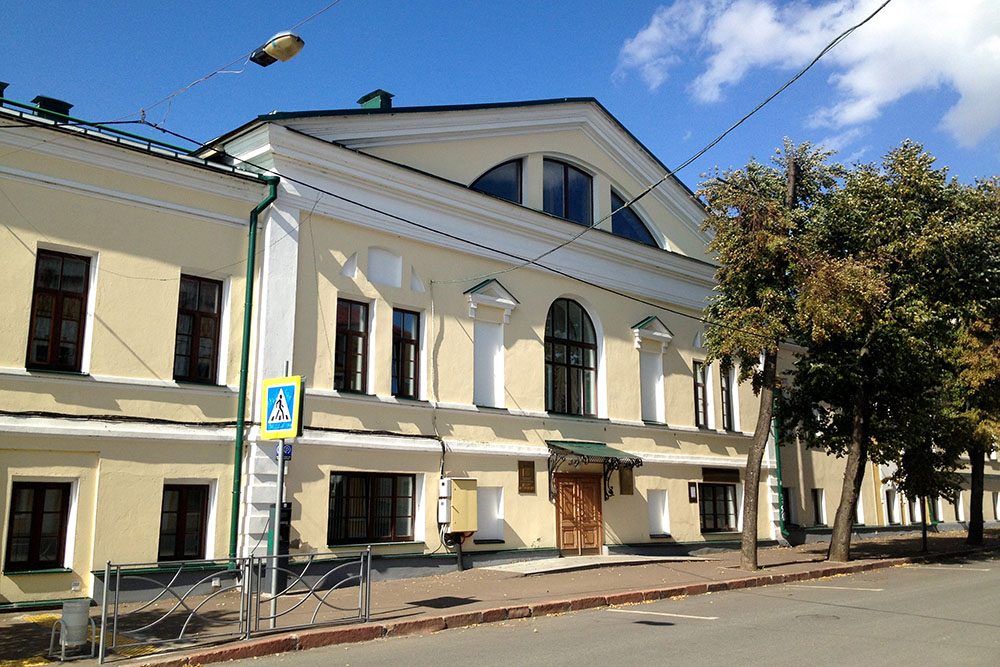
260 375 303 628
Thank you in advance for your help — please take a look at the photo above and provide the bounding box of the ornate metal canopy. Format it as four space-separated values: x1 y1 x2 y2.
546 440 644 501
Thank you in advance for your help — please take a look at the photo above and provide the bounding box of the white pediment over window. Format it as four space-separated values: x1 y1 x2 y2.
632 316 674 351
464 279 519 323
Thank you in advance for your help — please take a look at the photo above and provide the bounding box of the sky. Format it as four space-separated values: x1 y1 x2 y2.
5 0 999 189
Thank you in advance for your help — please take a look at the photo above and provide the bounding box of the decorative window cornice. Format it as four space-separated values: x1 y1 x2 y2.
464 279 519 323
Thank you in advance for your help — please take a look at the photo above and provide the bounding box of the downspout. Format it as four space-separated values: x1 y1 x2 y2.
772 396 789 538
229 175 280 560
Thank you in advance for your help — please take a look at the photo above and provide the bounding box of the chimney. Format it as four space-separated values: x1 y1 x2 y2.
32 95 73 120
356 89 393 111
0 82 9 98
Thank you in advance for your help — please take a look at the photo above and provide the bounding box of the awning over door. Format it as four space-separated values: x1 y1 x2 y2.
546 441 643 501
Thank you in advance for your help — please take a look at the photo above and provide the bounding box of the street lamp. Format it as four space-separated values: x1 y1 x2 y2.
250 31 305 67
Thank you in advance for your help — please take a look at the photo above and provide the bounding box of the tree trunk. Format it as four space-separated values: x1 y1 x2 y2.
920 497 929 553
828 389 869 562
967 446 985 546
740 349 777 571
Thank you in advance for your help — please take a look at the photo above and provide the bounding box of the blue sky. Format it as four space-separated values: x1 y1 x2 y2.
6 0 999 188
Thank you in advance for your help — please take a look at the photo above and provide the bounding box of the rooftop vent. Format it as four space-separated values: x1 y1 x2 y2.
32 95 73 120
357 89 393 110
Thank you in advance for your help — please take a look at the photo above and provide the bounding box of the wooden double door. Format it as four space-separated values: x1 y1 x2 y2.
555 474 603 555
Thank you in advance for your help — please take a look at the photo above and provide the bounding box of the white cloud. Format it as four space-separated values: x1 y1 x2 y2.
616 0 1000 147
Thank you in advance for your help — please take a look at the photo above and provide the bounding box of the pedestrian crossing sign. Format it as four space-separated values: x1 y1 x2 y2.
261 376 303 440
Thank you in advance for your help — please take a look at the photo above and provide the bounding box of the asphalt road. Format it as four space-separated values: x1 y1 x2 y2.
239 555 1000 666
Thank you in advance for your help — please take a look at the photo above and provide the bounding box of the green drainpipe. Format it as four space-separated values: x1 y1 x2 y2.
772 396 789 537
229 175 280 560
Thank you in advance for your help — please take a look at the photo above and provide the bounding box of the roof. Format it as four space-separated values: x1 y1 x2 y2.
201 96 699 200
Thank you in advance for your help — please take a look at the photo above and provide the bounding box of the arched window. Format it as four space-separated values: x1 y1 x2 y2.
545 298 597 416
471 159 522 204
611 191 657 247
543 159 592 226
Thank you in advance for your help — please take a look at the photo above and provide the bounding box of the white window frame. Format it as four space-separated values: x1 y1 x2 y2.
9 476 80 570
954 492 965 522
633 317 672 424
34 243 99 375
161 478 218 560
333 295 375 395
811 488 827 526
466 281 517 409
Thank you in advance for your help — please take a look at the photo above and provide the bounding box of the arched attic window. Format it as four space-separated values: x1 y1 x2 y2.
470 159 522 204
611 191 658 247
543 159 592 226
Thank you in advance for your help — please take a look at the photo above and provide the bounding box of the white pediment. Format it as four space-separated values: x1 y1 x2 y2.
464 279 519 323
632 316 674 350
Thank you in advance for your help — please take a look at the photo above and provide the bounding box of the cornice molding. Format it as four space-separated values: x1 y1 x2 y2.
245 126 715 310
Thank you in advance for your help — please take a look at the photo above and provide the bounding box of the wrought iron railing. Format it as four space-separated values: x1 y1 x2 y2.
98 548 371 663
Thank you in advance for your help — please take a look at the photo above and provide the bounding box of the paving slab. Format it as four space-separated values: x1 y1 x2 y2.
478 554 712 575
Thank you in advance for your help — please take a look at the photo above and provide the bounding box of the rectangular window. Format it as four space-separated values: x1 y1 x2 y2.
812 488 827 526
158 484 209 561
518 461 535 494
173 276 222 383
5 481 71 572
26 250 90 372
334 299 368 393
854 497 865 525
954 492 965 522
720 367 734 431
698 483 737 533
328 472 415 545
907 496 921 524
392 309 420 399
693 361 708 428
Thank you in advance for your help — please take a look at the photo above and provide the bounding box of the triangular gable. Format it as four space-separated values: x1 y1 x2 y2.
632 315 674 350
464 278 518 322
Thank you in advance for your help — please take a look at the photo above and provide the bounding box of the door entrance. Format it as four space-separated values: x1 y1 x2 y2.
555 474 603 555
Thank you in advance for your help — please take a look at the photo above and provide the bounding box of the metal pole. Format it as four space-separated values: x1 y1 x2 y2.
269 437 285 629
98 561 110 663
364 546 372 621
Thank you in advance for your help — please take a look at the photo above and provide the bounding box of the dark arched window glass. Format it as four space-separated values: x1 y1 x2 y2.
471 160 521 204
611 191 657 247
545 298 597 416
543 159 592 226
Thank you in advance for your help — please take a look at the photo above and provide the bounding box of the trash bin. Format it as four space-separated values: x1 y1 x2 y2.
59 599 90 647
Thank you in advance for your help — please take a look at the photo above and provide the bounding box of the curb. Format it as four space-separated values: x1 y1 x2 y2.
129 548 991 667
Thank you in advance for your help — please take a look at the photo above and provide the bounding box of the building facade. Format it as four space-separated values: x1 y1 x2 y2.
2 90 996 608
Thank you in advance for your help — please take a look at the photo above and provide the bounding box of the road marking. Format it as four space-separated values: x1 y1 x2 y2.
909 566 991 572
786 584 884 591
608 608 718 621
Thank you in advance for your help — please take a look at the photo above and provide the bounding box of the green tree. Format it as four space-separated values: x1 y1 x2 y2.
699 141 840 570
784 142 983 561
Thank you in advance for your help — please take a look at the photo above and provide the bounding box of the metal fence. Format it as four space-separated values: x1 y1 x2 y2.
98 548 372 663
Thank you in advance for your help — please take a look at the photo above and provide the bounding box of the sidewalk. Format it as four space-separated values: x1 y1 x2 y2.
3 528 997 667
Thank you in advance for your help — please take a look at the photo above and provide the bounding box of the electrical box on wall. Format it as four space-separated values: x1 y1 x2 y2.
438 477 478 533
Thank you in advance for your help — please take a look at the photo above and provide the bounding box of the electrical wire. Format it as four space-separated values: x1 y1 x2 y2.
112 0 344 127
439 0 895 287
